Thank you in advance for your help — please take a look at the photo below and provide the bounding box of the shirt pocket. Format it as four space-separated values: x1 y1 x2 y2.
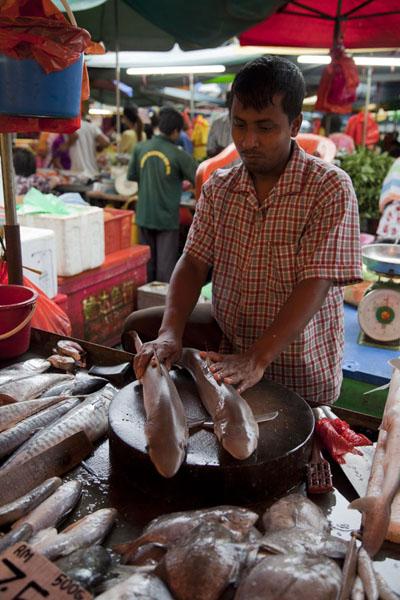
268 242 298 293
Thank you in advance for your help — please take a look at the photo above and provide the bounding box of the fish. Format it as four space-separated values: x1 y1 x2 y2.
0 384 117 474
258 527 348 559
0 395 80 432
54 546 112 591
32 507 117 560
48 354 76 372
0 358 51 385
0 476 62 527
0 397 82 459
0 373 74 404
39 371 109 398
11 479 82 533
162 521 251 600
351 575 365 600
94 570 175 600
112 505 259 564
357 546 379 600
133 332 188 479
349 403 400 556
29 527 58 547
375 571 400 600
0 523 33 554
261 492 331 535
338 534 358 600
56 340 86 367
234 553 342 600
179 348 259 460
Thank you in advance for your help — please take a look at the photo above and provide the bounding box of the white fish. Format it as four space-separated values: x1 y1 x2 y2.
0 373 74 404
0 476 62 527
94 570 174 600
12 480 82 533
0 384 116 474
0 397 82 459
0 395 79 432
32 508 117 560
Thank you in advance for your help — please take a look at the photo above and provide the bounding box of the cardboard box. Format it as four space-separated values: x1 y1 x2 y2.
57 245 150 347
19 226 58 298
18 206 105 277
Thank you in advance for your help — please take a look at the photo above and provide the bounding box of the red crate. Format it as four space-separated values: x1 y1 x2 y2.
57 245 150 347
104 208 134 255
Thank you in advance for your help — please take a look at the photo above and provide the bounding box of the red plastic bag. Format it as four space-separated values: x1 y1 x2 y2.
0 262 72 337
345 112 380 146
0 0 104 134
315 48 359 114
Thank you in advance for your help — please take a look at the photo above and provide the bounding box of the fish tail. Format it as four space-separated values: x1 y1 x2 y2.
349 496 391 557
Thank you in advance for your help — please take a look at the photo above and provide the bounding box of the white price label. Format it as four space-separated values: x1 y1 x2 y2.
0 543 93 599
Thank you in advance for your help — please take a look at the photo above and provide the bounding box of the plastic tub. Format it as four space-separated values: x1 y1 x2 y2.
0 54 83 119
0 285 38 360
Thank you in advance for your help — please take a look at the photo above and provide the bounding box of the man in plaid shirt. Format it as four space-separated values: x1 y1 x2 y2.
129 56 363 404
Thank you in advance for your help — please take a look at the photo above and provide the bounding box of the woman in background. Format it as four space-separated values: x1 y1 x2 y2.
13 147 52 196
121 105 146 154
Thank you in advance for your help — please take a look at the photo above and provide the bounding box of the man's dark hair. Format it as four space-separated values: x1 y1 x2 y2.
12 147 36 177
229 55 306 123
159 107 183 136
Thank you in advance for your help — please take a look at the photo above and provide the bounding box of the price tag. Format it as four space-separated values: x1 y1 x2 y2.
0 542 92 599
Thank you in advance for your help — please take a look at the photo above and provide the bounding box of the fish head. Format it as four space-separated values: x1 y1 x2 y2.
145 417 187 479
217 418 259 460
214 506 259 539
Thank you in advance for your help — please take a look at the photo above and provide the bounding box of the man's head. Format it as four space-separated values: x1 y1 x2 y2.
159 107 183 140
13 148 36 177
229 55 305 124
229 56 305 178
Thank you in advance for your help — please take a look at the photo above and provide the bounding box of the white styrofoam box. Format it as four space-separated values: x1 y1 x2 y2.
137 281 210 310
19 226 58 298
18 206 105 277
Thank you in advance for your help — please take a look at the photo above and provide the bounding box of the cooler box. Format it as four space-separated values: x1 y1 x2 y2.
57 245 150 347
137 281 210 310
18 226 58 298
18 206 105 277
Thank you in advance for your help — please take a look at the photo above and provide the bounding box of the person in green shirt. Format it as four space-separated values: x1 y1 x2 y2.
127 107 198 282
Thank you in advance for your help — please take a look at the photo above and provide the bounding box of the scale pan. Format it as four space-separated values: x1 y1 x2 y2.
362 244 400 275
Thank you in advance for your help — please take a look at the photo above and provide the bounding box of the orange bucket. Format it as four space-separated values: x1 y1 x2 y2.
0 285 38 360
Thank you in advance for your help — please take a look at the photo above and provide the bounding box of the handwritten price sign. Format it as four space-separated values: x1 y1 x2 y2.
0 543 92 599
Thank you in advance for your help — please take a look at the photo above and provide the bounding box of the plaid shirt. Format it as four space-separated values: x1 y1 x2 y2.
185 142 363 403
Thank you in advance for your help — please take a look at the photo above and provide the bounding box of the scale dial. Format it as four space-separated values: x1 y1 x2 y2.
358 287 400 342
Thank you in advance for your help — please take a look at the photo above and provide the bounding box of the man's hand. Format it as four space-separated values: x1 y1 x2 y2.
134 333 182 380
199 350 265 395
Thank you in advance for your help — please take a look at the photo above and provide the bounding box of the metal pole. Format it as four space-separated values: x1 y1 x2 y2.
114 0 121 154
189 73 195 121
362 66 373 147
0 133 23 285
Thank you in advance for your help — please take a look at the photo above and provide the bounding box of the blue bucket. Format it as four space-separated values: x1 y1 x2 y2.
0 53 83 119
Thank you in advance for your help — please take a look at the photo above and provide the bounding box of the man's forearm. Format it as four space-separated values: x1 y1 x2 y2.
251 278 332 367
159 253 209 339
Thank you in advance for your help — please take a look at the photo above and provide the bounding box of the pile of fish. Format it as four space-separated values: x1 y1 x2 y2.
101 492 397 600
133 335 260 478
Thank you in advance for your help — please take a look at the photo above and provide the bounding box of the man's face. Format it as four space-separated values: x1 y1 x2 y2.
230 94 302 177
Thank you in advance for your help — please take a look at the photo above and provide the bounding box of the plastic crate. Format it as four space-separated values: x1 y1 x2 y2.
104 208 134 255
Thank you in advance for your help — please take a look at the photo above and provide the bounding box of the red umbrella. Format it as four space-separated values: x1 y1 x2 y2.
239 1 400 49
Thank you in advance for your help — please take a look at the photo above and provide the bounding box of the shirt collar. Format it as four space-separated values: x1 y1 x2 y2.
231 140 308 198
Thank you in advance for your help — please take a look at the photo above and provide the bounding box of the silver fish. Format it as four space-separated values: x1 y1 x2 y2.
0 476 62 527
262 492 331 535
351 574 366 600
0 358 51 374
113 505 258 564
29 527 58 546
179 348 259 460
32 507 117 560
0 395 80 433
12 479 82 533
0 384 116 474
0 397 82 459
54 546 112 591
357 547 379 600
235 553 342 600
0 373 74 404
94 570 174 600
0 523 33 554
134 332 188 479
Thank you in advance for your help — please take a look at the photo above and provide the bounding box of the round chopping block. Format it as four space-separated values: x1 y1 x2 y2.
108 368 314 507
